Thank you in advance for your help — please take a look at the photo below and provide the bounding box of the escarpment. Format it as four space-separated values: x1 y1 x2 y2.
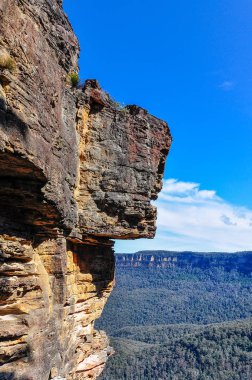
0 1 172 379
116 251 252 272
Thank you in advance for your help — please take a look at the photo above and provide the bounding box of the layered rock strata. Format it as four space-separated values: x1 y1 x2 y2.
0 0 172 379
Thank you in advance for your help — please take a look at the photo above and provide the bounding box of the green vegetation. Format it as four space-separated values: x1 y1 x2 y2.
67 71 79 87
97 251 252 379
115 102 127 112
100 320 252 380
98 264 252 333
105 91 128 112
0 52 16 72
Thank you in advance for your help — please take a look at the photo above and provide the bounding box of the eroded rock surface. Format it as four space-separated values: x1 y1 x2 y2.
76 80 170 239
0 0 172 379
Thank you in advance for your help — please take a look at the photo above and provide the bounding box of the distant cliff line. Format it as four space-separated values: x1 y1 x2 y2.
116 250 252 273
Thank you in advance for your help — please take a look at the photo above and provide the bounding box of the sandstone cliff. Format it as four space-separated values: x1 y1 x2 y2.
0 1 172 379
115 251 252 272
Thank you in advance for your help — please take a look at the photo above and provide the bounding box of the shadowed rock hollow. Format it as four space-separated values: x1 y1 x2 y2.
0 0 172 379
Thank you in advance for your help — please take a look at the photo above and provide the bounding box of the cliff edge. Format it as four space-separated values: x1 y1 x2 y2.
0 1 172 379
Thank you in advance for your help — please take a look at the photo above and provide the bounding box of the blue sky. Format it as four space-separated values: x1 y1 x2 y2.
63 0 252 252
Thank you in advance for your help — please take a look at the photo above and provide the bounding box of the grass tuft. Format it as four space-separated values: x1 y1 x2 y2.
0 52 16 72
67 71 79 87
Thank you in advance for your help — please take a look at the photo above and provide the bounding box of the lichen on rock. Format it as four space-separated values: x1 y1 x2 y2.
0 0 172 379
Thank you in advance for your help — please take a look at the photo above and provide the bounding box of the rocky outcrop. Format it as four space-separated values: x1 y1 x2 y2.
76 80 169 239
0 1 171 379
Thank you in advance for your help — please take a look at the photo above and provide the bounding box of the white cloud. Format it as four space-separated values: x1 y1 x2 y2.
220 214 237 226
115 178 252 253
159 178 219 203
218 81 235 91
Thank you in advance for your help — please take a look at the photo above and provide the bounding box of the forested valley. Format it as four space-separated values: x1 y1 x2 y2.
97 251 252 380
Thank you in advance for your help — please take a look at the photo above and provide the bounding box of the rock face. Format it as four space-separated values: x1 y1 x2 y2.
76 80 169 239
0 1 172 379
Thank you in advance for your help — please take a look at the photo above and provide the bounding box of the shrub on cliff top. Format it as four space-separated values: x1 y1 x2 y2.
0 52 16 72
105 92 128 112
